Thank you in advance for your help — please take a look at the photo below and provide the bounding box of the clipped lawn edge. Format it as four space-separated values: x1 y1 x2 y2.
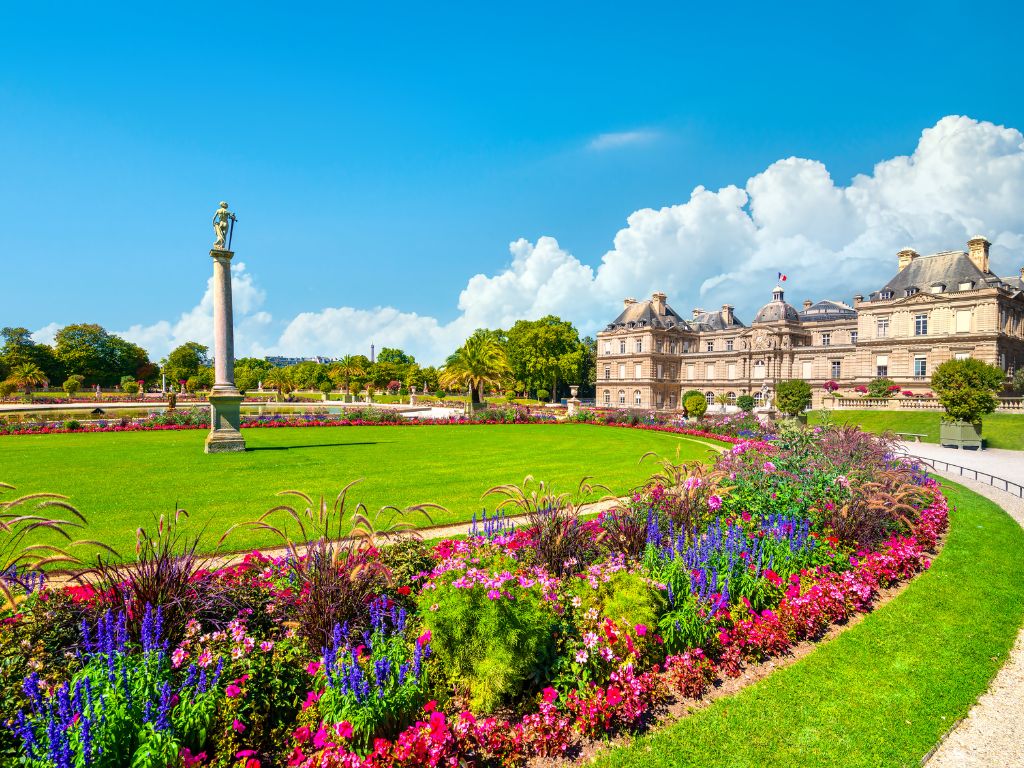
584 480 1024 768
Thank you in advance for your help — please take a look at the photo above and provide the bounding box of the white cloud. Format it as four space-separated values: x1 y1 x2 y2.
587 129 659 151
42 115 1024 366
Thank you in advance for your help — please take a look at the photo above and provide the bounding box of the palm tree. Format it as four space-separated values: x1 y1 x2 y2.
440 330 511 405
714 393 730 413
263 367 294 401
329 356 364 394
7 363 46 397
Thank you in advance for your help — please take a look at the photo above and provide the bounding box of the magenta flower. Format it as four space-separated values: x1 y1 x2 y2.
225 684 242 698
232 718 246 733
542 687 559 703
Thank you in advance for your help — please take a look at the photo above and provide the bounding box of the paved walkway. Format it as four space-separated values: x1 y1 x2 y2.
918 461 1024 767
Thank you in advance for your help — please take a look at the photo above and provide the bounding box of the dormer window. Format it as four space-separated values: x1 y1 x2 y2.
880 290 894 300
958 281 974 291
930 283 945 294
905 287 918 297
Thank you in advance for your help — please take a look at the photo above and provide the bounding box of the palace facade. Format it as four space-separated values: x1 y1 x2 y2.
595 236 1024 410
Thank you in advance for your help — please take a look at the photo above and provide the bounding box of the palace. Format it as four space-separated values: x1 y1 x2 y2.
595 236 1024 411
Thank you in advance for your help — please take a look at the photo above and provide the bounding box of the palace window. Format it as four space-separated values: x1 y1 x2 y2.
706 340 714 352
669 393 676 408
726 339 734 351
618 390 626 405
619 340 626 354
669 341 676 354
914 356 927 378
881 290 894 300
876 355 888 377
754 391 764 406
955 353 970 361
635 339 643 353
831 360 842 379
914 313 928 336
618 363 626 379
753 360 766 379
958 281 974 291
603 390 610 405
656 340 663 353
657 363 663 379
656 392 664 407
706 364 716 380
821 332 831 347
850 330 858 344
603 341 611 355
705 391 715 405
727 362 737 380
686 363 695 380
876 317 889 338
603 365 610 380
635 363 643 379
802 361 813 379
727 391 737 405
634 390 642 406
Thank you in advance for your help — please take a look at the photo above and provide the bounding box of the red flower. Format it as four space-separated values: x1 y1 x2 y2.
606 686 623 706
293 725 311 744
424 699 437 713
397 585 411 596
429 711 447 742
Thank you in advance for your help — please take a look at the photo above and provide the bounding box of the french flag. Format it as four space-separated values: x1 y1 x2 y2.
777 272 788 282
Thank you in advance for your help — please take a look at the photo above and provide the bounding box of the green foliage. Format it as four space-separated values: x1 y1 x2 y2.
504 315 587 401
185 367 214 393
162 342 210 385
571 570 666 631
736 394 755 412
684 394 707 418
775 379 812 416
376 347 415 366
440 329 511 404
122 381 140 395
867 376 896 398
931 357 1006 425
54 324 151 387
536 388 550 401
418 555 558 712
62 374 85 398
0 381 15 399
0 326 62 384
1012 367 1024 395
6 362 47 396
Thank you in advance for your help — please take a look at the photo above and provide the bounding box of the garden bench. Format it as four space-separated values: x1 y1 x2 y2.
895 432 927 442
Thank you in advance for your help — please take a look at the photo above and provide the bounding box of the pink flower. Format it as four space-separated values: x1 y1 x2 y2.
424 700 437 712
606 686 623 706
306 661 321 676
487 589 501 600
762 461 776 473
634 624 647 637
225 684 242 698
293 725 312 744
542 687 559 703
336 721 354 739
301 690 321 710
232 719 246 733
171 647 188 668
708 495 722 511
236 750 257 758
429 711 447 743
312 726 333 750
418 630 432 646
180 748 207 767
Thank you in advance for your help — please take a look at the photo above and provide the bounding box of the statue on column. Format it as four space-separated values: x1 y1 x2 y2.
212 201 237 250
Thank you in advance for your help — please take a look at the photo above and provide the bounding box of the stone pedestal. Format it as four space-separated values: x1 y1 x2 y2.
205 248 246 453
566 385 581 417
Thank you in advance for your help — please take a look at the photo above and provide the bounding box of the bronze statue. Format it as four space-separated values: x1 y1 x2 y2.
212 201 237 250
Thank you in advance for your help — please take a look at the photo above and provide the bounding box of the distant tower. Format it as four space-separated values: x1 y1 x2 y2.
370 343 375 363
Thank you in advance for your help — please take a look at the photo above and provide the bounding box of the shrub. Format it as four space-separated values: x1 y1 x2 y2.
1013 367 1024 395
736 394 755 412
775 379 812 416
417 554 559 712
931 357 1006 426
683 394 707 419
571 570 665 632
822 379 839 393
867 377 895 398
681 390 703 416
123 381 140 395
0 382 15 399
62 375 84 398
62 419 81 431
600 506 649 561
536 389 550 401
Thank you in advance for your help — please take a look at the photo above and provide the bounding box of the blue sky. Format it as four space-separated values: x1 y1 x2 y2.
3 2 1024 363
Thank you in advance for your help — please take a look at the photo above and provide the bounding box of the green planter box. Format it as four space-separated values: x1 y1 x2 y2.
940 420 983 449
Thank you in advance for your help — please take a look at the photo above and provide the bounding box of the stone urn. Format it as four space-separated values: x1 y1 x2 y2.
567 385 581 417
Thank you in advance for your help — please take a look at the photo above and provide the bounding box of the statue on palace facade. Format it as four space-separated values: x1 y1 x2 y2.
212 201 237 250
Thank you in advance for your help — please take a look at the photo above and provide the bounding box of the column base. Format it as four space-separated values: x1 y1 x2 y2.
205 391 246 453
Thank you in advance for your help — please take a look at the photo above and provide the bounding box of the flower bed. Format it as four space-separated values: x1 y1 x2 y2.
0 426 946 767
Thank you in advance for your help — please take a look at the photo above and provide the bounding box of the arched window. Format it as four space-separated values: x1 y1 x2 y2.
618 390 626 405
754 391 763 405
727 391 737 405
705 391 715 405
634 390 642 406
603 390 610 405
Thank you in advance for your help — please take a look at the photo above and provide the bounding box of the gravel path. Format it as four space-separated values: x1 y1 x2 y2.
912 464 1024 767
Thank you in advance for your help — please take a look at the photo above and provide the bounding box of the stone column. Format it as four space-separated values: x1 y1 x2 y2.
205 248 246 453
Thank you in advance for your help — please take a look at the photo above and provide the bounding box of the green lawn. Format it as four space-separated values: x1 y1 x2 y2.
0 423 719 556
594 480 1024 768
809 409 1024 450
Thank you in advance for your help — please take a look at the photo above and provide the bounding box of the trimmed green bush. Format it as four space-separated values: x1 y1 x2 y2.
736 394 755 412
776 379 812 416
684 394 707 419
931 358 1006 426
536 389 550 401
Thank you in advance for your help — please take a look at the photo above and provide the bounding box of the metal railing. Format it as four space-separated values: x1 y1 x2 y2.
903 454 1024 499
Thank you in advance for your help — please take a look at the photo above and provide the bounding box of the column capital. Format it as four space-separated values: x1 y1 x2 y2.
210 248 235 260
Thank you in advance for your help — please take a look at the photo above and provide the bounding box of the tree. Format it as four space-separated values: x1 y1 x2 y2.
505 316 587 402
7 362 47 396
62 375 85 398
681 390 703 416
329 355 366 394
235 357 274 394
162 342 211 385
290 361 330 390
54 324 151 386
1012 368 1024 396
376 348 415 367
776 379 812 416
684 394 707 419
1 326 62 383
736 394 755 412
930 358 1006 426
264 367 294 400
440 330 511 404
186 367 214 393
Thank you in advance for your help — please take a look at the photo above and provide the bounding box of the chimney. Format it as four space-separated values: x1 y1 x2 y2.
652 292 667 315
897 247 919 272
720 304 734 325
967 235 991 273
692 308 704 319
853 294 863 305
803 299 813 310
623 297 637 309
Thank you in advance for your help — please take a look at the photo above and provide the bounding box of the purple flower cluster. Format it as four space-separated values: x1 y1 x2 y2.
468 508 516 540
